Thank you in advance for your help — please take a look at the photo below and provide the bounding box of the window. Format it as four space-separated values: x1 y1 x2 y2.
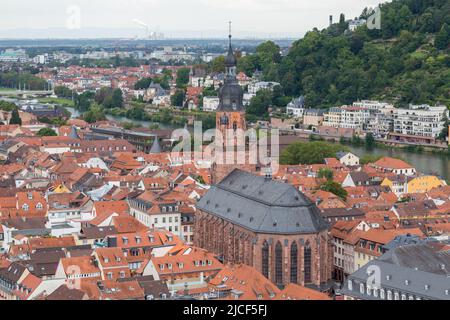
304 244 312 283
107 272 113 280
275 242 283 286
380 289 385 299
22 204 29 211
360 283 365 294
347 279 353 291
290 242 298 283
262 241 269 279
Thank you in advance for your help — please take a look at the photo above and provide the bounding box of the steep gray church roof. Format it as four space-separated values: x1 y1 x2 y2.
149 138 162 154
196 169 329 234
69 126 80 139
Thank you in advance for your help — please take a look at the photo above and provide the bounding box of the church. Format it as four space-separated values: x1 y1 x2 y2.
195 32 333 290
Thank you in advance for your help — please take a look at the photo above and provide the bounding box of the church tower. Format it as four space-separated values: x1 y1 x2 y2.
216 22 246 141
212 23 256 184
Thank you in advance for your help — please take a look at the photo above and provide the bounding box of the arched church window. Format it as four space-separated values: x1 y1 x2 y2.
262 241 269 279
304 242 312 283
290 241 298 283
275 241 283 285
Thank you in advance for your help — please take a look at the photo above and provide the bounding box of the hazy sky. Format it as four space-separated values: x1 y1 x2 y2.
0 0 389 38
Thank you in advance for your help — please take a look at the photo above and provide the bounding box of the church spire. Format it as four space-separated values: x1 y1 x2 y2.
228 21 232 48
225 21 237 69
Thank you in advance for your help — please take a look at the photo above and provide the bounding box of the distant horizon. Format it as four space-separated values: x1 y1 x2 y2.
0 0 388 40
0 27 304 41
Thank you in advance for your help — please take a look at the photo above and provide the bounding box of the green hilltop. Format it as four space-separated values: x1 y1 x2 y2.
237 0 450 109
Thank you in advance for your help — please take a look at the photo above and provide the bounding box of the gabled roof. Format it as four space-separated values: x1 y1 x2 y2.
373 157 414 170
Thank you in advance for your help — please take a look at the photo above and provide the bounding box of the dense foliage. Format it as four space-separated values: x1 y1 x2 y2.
280 141 349 165
319 180 348 200
9 108 22 125
0 72 48 90
37 127 57 137
239 0 450 108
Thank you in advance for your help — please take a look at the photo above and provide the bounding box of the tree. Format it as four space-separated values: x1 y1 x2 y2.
9 108 22 125
365 132 375 148
134 77 153 90
176 68 190 88
210 56 226 73
319 180 348 200
435 24 450 50
351 135 363 146
318 168 334 181
75 92 92 111
37 127 57 137
95 87 113 105
83 105 106 123
280 141 349 165
246 89 273 118
171 89 185 107
0 101 17 112
111 89 124 108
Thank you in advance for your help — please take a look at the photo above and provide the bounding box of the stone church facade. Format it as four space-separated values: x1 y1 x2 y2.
195 169 333 289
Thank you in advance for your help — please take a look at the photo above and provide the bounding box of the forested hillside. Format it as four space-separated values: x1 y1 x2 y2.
238 0 450 108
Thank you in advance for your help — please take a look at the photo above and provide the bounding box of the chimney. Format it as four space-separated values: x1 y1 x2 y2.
329 15 333 26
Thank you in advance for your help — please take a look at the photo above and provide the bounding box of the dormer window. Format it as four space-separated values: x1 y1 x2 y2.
22 204 29 211
36 203 43 210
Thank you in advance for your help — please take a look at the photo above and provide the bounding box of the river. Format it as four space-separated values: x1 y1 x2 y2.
65 107 176 130
349 145 450 182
